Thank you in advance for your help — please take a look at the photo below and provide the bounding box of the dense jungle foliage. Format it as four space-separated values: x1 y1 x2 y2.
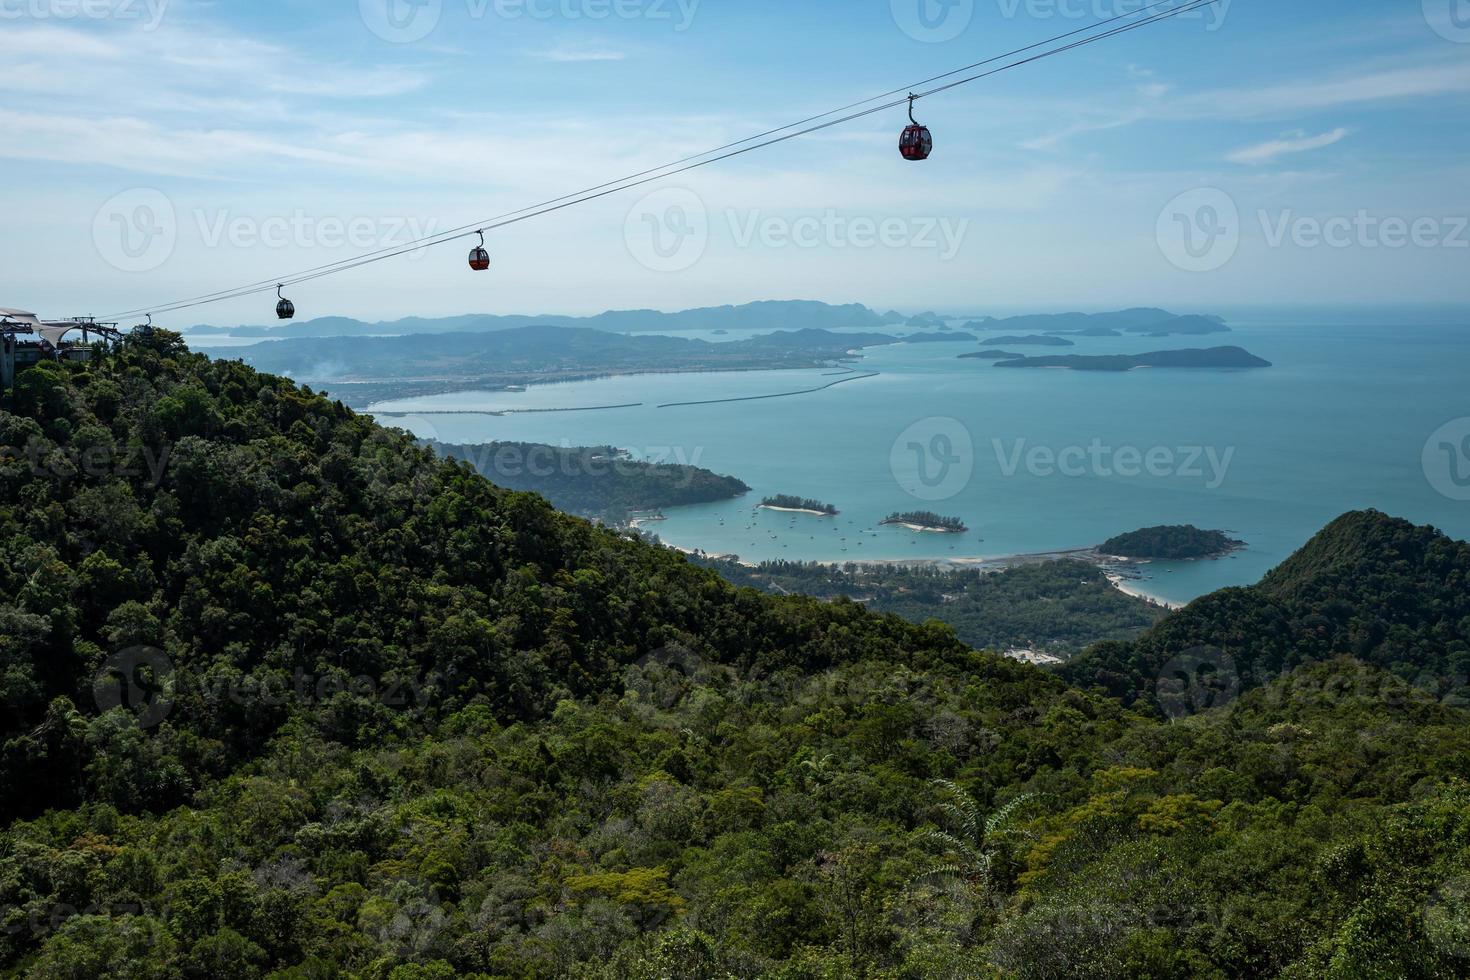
692 558 1166 656
3 333 1469 978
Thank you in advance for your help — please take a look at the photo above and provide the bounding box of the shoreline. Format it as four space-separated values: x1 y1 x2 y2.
759 504 838 517
667 538 1188 610
878 520 969 534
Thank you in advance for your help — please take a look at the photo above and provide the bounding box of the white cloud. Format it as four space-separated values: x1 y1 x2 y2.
1227 128 1350 165
531 45 627 63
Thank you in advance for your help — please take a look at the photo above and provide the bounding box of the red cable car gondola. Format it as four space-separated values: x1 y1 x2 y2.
469 230 490 272
899 94 932 162
276 284 295 320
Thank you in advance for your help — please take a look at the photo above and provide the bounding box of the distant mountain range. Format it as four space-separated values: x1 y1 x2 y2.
187 300 899 338
184 301 1228 341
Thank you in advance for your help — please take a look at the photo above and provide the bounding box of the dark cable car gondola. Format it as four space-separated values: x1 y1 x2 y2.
468 230 490 271
276 284 295 320
899 94 932 161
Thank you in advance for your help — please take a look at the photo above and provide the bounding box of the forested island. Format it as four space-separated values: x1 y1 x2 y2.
760 494 838 515
1101 524 1246 560
958 349 1022 360
430 440 749 523
995 346 1272 371
881 510 969 532
903 331 976 343
980 334 1076 347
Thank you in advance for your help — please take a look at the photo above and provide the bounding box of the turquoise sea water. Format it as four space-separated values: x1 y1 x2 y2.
362 309 1470 606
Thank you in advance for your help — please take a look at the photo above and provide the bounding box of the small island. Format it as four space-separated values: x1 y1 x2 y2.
904 331 976 343
958 349 1023 360
981 334 1076 347
995 346 1271 371
881 511 969 533
1101 525 1245 560
761 494 838 516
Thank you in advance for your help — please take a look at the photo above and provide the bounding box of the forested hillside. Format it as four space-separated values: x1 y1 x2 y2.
3 334 1470 978
1064 510 1470 713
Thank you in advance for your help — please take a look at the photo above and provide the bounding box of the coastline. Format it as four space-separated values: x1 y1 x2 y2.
759 505 837 517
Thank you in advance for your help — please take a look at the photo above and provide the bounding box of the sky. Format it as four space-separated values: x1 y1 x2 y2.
4 0 1470 326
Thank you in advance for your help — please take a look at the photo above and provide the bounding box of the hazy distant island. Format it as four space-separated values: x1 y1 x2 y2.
1101 525 1246 560
979 308 1231 337
958 349 1024 360
761 494 838 516
881 511 969 533
429 440 749 524
1047 326 1122 337
995 346 1272 371
903 331 976 343
981 334 1077 347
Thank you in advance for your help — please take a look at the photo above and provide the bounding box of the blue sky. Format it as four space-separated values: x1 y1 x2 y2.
4 0 1469 325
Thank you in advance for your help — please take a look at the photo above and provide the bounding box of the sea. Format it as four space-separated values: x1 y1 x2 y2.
197 307 1470 607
